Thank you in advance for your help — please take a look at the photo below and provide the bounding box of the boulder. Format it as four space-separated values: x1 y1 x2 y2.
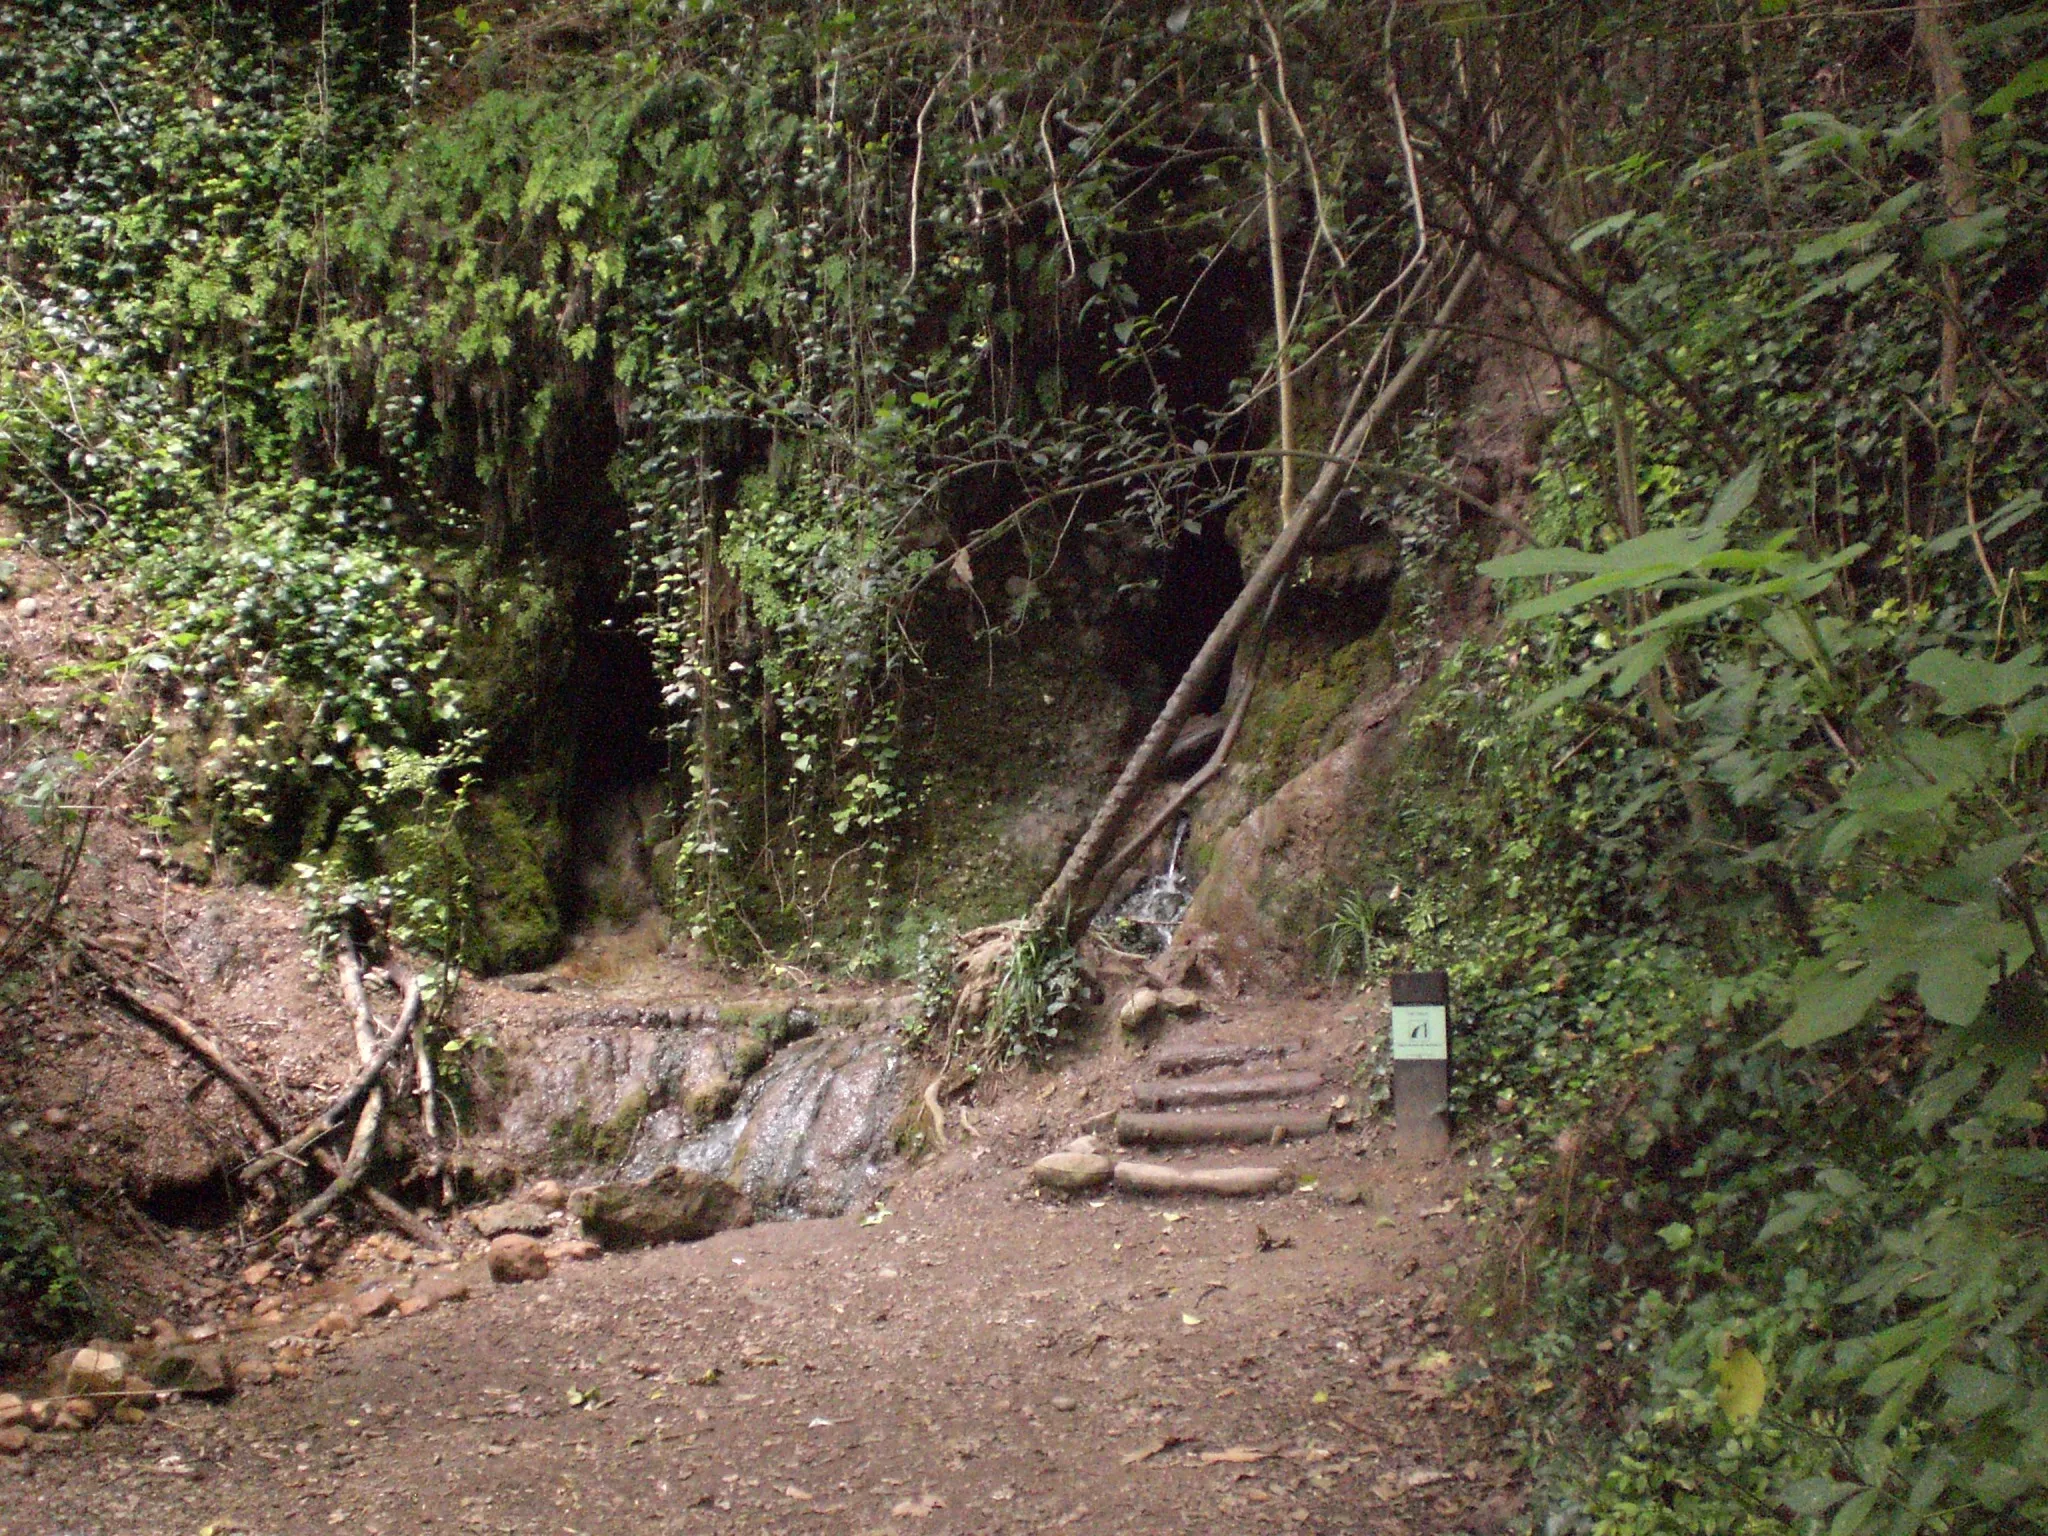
546 1239 602 1263
50 1346 126 1396
311 1309 357 1338
412 1271 471 1308
487 1233 551 1283
0 1426 25 1454
0 1395 21 1428
1158 986 1203 1015
568 1168 752 1252
142 1344 231 1398
524 1178 569 1212
1031 1152 1114 1193
469 1200 554 1238
1114 988 1163 1034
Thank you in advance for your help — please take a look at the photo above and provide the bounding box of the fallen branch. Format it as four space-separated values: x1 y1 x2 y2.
240 982 421 1182
88 948 436 1246
287 936 411 1231
86 956 287 1140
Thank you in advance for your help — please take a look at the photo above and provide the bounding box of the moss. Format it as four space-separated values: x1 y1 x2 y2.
1233 629 1398 805
456 788 566 975
547 1086 649 1171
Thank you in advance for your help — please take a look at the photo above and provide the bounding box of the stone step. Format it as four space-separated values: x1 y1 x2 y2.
1114 1109 1330 1147
1130 1070 1326 1112
1149 1041 1288 1078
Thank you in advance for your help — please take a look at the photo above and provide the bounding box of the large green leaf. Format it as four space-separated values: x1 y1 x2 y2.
1905 645 2048 714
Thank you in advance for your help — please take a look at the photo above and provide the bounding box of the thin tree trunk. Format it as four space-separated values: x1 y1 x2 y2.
1032 248 1489 938
1916 0 1975 408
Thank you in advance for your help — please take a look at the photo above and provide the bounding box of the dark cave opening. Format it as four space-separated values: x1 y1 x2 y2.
528 406 672 931
1116 515 1245 721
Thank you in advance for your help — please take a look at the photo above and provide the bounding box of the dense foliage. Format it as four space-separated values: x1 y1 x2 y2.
0 0 2042 1529
1332 7 2048 1532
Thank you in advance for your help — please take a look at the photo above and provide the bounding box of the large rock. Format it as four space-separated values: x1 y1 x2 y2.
143 1344 232 1398
1032 1152 1114 1193
50 1345 126 1396
469 1200 554 1238
1114 988 1163 1034
569 1168 752 1251
486 1233 550 1283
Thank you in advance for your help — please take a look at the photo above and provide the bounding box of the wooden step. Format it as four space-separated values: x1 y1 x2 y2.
1149 1042 1287 1078
1114 1109 1330 1146
1130 1070 1326 1112
1112 1161 1290 1197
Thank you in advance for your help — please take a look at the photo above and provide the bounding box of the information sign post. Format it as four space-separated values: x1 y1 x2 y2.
1390 969 1450 1161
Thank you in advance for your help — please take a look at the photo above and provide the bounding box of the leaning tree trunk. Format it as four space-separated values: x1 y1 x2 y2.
1029 243 1496 939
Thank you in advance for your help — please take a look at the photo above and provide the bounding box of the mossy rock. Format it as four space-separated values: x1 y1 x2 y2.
457 790 566 975
546 1086 649 1171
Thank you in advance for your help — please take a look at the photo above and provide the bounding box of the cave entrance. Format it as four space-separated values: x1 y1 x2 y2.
1119 515 1244 725
532 407 671 933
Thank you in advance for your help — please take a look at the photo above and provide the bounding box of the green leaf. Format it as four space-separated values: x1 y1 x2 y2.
1713 1347 1768 1426
1829 1487 1882 1536
1569 211 1637 252
1981 55 2048 115
1923 206 2008 262
1705 459 1763 529
1939 1364 2018 1421
1784 1479 1860 1517
1905 645 2048 714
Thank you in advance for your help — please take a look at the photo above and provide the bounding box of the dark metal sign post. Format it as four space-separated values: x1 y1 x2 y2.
1389 969 1450 1160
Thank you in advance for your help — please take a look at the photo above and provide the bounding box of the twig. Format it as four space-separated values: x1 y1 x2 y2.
1039 99 1078 281
905 60 959 281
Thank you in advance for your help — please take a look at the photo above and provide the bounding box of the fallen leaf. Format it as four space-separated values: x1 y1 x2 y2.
1420 1198 1459 1218
1255 1225 1294 1252
690 1367 722 1387
1199 1447 1271 1465
1181 1313 1203 1327
1121 1434 1189 1465
782 1485 812 1500
890 1492 946 1518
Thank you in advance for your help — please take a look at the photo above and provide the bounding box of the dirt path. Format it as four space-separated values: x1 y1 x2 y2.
8 1108 1519 1536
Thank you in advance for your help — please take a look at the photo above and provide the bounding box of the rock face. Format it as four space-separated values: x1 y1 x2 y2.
496 1007 903 1219
570 1168 752 1251
487 1233 551 1283
1032 1152 1114 1192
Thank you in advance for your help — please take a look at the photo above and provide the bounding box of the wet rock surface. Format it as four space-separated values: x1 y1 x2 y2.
491 997 905 1219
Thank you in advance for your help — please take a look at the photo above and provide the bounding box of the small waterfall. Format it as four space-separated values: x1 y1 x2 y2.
619 1031 903 1219
1100 815 1194 953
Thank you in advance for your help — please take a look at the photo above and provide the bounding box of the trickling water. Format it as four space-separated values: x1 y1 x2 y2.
1102 815 1194 953
498 1001 907 1221
619 1031 903 1219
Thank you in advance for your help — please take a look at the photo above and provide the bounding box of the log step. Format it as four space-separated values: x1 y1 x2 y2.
1115 1109 1331 1146
1150 1042 1287 1078
1112 1162 1290 1197
1131 1070 1325 1112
